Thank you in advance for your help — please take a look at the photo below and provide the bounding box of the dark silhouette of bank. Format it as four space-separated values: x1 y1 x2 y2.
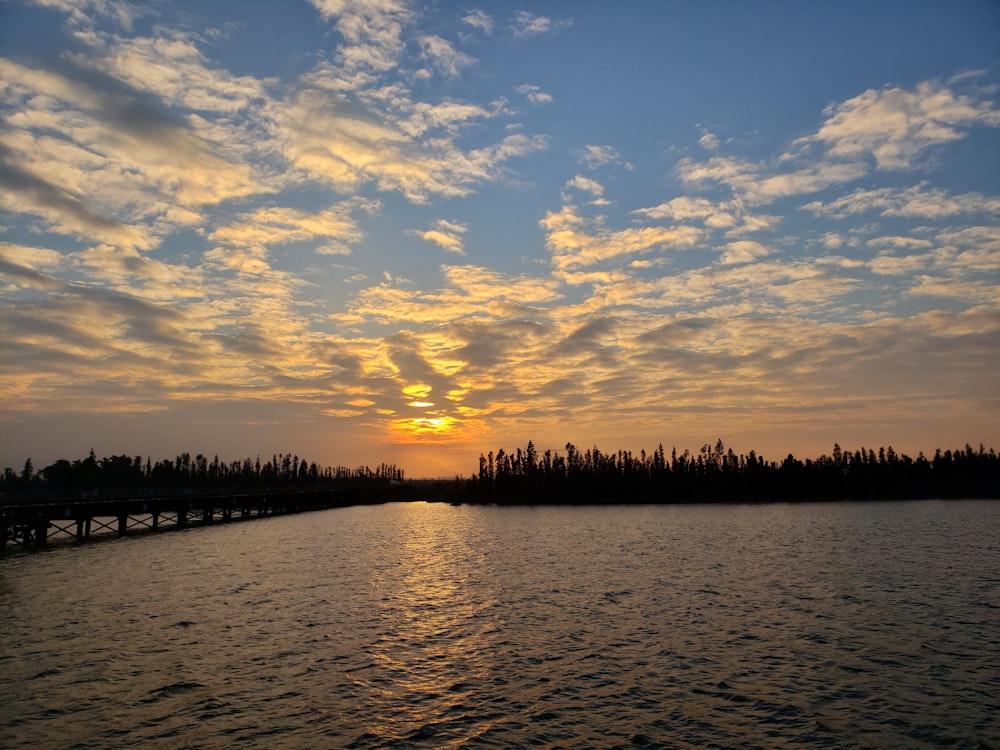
463 440 999 503
2 440 997 537
2 449 402 494
1 451 407 549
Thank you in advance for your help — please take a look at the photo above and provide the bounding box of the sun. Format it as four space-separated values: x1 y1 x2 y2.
390 414 466 444
388 383 467 444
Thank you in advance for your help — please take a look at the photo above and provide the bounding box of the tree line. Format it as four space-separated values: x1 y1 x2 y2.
2 440 996 502
464 439 998 502
1 450 404 493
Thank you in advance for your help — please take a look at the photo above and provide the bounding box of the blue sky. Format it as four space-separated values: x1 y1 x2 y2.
1 0 998 477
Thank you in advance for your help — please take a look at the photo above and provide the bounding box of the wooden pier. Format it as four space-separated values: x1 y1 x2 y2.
0 488 359 550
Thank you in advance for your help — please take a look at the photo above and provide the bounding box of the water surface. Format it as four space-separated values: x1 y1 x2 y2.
1 500 997 748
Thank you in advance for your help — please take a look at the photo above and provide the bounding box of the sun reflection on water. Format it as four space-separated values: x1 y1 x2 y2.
353 503 504 745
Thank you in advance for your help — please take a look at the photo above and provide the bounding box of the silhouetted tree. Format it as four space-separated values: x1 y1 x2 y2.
461 439 998 503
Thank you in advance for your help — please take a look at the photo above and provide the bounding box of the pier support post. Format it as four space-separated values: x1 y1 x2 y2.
152 512 159 530
178 509 187 528
117 515 128 537
76 519 85 542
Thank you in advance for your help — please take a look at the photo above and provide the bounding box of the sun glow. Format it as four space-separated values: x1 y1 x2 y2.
402 383 433 399
391 414 462 444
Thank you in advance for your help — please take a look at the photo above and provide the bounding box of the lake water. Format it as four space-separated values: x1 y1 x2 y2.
1 500 997 749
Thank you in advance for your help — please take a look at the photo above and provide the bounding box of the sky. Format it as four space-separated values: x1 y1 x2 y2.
1 0 998 478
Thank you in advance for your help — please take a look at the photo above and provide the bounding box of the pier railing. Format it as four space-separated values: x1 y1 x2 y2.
0 488 359 549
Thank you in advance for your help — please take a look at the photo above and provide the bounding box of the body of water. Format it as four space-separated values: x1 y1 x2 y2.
1 500 997 748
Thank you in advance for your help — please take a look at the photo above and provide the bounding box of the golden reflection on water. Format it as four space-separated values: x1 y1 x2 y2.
356 503 501 746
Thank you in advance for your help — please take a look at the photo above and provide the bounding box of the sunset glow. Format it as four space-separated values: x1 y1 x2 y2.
1 1 998 476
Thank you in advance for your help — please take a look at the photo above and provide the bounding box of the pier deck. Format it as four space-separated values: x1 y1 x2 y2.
0 488 357 549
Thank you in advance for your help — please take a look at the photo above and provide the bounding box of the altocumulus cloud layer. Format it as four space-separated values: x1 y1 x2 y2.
1 0 998 475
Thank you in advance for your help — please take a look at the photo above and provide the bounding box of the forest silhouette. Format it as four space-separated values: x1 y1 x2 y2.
2 440 997 503
464 440 998 502
2 450 402 494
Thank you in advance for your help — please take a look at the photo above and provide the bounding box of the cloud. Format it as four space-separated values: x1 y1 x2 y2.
73 244 206 301
335 264 563 326
515 83 553 105
579 144 621 170
564 175 604 197
906 275 999 303
279 61 545 203
0 55 265 247
936 225 1000 257
309 0 412 75
0 152 153 249
461 9 494 34
678 80 1000 210
540 204 704 274
866 236 935 251
631 197 738 229
867 253 934 277
417 35 476 77
678 155 866 205
698 130 720 150
411 219 468 254
27 0 137 32
802 183 1000 219
68 31 270 116
511 11 572 38
799 81 1000 169
719 240 771 265
208 201 373 255
0 242 63 274
547 316 618 364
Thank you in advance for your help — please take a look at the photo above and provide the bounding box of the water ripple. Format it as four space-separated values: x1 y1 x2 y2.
1 500 998 748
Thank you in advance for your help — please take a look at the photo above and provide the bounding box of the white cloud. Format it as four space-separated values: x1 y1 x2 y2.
27 0 137 32
511 11 572 38
410 219 468 254
866 236 934 251
820 232 844 249
417 35 476 77
68 32 270 116
0 57 263 248
698 130 720 150
0 242 64 273
868 254 933 276
338 264 563 325
632 197 738 228
679 155 867 205
799 81 1000 169
208 202 372 254
719 240 771 265
462 9 494 34
679 80 1000 211
803 183 1000 219
579 144 621 170
278 70 544 203
906 275 998 303
515 83 553 105
309 0 412 75
564 175 604 197
541 204 704 274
